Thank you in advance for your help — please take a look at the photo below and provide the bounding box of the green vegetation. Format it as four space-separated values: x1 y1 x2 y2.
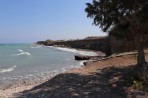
85 0 148 90
126 68 148 92
37 39 55 45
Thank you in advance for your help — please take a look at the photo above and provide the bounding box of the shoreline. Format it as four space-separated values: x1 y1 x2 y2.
0 65 87 98
49 45 105 56
0 46 99 86
0 46 102 97
0 49 147 97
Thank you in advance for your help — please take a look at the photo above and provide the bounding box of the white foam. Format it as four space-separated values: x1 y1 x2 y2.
13 49 31 56
54 47 98 56
79 60 86 66
19 49 23 52
16 52 31 56
56 47 77 52
0 65 16 73
31 45 42 48
77 51 98 56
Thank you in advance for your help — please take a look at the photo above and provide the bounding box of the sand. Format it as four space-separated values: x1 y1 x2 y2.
0 53 148 98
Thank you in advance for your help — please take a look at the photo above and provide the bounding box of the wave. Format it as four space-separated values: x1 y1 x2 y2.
0 62 84 89
15 52 31 56
0 65 16 73
77 51 98 56
19 49 23 52
13 49 31 56
31 45 42 48
54 47 98 56
79 60 86 66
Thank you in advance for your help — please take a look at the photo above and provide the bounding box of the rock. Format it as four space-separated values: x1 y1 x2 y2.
74 55 104 61
74 55 92 60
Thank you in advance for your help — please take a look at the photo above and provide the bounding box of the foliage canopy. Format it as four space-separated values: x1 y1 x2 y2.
85 0 148 66
85 0 148 35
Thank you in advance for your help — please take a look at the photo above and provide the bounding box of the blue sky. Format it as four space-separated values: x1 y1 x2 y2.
0 0 106 43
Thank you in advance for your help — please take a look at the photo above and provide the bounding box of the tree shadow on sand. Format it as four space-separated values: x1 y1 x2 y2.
16 65 147 98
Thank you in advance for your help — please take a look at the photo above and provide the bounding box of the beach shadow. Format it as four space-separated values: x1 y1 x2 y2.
16 65 146 98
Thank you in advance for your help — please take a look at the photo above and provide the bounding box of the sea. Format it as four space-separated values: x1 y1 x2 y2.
0 44 98 89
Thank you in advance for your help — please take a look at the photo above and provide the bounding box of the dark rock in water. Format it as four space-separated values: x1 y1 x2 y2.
75 55 104 61
75 55 92 60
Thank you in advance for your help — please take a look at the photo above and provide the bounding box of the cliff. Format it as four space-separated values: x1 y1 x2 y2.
37 36 148 56
37 37 111 56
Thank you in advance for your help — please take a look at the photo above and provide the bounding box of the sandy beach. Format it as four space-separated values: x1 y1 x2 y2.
1 0 148 97
0 52 148 98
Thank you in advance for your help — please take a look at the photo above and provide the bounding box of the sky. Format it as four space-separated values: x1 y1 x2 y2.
0 0 106 43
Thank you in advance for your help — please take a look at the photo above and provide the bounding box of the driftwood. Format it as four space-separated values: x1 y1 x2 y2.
98 51 148 61
84 51 148 65
75 51 148 66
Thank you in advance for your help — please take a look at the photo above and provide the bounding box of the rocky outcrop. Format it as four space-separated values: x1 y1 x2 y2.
37 37 111 56
37 35 148 56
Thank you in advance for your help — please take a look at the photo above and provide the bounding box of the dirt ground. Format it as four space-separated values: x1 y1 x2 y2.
1 53 148 98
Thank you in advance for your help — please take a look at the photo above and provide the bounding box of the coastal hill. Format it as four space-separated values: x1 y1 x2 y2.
37 36 148 56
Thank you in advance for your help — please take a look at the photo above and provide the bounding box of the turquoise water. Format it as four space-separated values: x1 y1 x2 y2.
0 44 97 89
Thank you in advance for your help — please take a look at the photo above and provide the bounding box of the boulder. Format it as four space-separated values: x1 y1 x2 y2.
74 55 92 60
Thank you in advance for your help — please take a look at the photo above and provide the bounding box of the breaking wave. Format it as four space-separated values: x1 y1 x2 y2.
13 49 31 56
31 45 42 48
54 47 98 56
0 65 16 73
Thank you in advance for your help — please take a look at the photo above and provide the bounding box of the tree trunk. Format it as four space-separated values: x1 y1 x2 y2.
137 40 146 66
105 37 112 57
137 39 148 81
